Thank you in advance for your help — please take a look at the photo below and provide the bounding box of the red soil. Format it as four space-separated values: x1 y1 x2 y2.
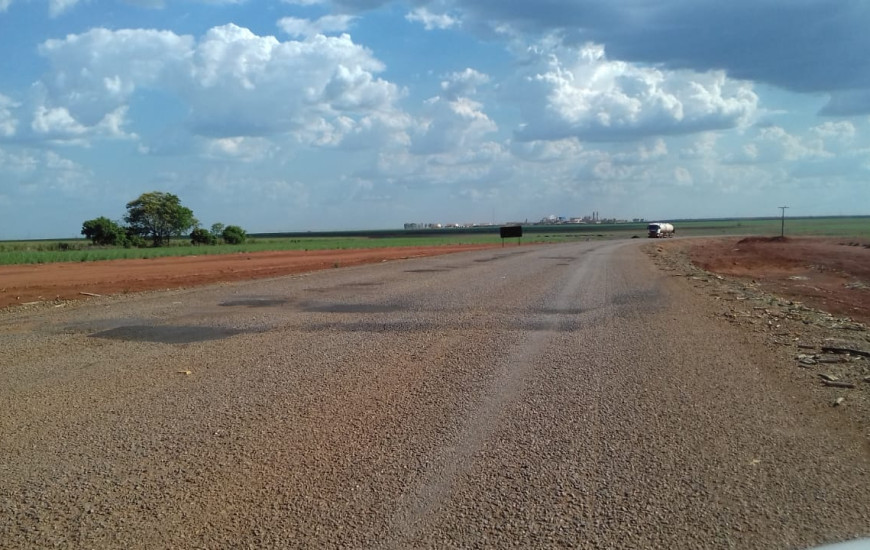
687 236 870 324
0 244 499 309
5 238 869 326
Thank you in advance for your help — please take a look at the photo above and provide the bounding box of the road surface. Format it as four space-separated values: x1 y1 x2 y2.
1 240 868 548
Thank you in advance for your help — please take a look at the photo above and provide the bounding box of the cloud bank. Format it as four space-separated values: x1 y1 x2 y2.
32 23 405 147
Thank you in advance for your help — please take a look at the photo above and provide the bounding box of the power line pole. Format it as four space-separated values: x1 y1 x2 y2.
778 206 789 237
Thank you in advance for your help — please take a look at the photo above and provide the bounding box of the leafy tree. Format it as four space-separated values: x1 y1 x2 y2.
81 216 127 246
190 227 217 245
210 223 225 239
222 225 247 245
124 191 196 246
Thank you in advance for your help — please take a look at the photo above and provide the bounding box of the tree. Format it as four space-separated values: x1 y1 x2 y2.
222 225 247 244
190 228 217 245
210 223 225 239
124 192 196 247
81 216 127 246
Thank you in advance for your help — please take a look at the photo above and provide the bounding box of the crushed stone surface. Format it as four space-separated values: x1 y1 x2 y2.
2 239 869 548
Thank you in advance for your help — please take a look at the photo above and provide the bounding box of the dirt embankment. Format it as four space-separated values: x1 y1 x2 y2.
687 236 870 325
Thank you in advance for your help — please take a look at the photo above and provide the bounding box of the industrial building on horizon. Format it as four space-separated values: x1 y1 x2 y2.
404 211 645 230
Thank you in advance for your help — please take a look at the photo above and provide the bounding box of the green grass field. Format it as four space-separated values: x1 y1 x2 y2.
665 217 870 238
1 216 867 266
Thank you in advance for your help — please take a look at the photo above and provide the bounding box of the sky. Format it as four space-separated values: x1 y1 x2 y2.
0 0 869 238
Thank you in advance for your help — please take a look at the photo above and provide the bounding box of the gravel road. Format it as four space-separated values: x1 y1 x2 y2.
2 240 869 548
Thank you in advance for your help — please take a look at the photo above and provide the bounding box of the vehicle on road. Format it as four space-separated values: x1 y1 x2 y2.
647 222 675 238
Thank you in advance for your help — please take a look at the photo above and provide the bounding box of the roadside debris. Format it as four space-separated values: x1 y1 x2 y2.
821 340 870 358
823 380 856 389
645 240 869 436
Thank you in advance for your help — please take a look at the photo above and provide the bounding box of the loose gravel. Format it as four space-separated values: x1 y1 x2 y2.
1 240 868 548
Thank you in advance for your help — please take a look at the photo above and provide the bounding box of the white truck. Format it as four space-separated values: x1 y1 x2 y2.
647 222 675 238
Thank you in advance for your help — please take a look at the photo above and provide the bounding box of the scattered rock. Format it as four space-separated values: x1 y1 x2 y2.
822 380 856 389
821 340 870 358
845 281 869 290
816 354 849 364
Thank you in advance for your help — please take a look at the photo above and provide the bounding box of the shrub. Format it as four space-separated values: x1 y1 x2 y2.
190 228 217 245
222 225 247 245
81 217 127 246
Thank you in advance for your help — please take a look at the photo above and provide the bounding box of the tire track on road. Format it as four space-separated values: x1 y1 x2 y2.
384 242 620 547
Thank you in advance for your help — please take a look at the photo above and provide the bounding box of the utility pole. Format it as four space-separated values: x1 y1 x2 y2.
778 206 789 237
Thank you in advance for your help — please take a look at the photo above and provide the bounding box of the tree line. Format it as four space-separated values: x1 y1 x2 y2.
81 191 247 247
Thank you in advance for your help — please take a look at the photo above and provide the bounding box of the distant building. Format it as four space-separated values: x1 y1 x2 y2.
404 223 444 230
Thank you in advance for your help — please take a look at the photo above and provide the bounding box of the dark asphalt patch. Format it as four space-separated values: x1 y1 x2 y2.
514 321 580 332
473 256 508 263
90 325 249 344
219 298 290 307
611 288 662 305
537 308 586 315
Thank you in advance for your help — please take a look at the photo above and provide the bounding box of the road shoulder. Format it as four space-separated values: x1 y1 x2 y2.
645 240 870 445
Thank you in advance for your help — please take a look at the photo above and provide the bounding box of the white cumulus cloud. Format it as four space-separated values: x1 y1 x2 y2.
0 94 19 137
0 146 93 196
411 96 497 155
49 0 81 17
38 28 193 125
278 15 356 38
514 40 759 142
33 23 407 148
31 105 135 143
440 68 489 100
727 126 829 164
406 7 458 30
31 106 89 137
203 136 276 162
812 120 856 142
510 138 584 163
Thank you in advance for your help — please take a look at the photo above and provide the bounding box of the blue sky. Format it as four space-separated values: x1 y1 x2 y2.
1 0 868 238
